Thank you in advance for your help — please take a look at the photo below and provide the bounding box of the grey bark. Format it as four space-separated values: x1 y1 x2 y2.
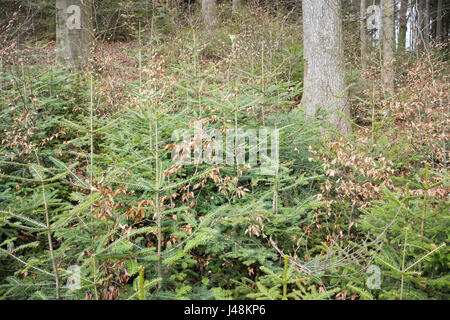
398 0 408 50
436 0 443 43
56 0 93 69
416 0 425 52
382 0 395 94
202 0 217 27
424 0 430 48
301 0 351 135
360 0 368 73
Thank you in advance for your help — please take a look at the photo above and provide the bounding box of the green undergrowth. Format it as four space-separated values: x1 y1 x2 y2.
0 4 447 300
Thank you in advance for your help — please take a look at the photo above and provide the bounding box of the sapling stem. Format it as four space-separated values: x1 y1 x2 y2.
34 150 60 299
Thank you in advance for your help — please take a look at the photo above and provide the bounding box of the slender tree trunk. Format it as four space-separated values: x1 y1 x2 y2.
350 0 360 13
416 0 425 52
431 0 437 41
360 0 369 73
301 0 351 135
382 0 395 94
232 0 242 14
445 19 449 43
56 0 93 69
398 0 408 50
424 0 430 48
436 0 443 43
202 0 217 28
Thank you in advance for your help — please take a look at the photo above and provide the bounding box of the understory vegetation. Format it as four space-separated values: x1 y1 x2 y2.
0 2 448 300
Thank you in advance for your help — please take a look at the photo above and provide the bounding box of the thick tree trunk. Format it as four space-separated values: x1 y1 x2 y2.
382 0 395 94
301 0 351 135
56 0 93 69
202 0 217 28
360 0 368 73
436 0 443 43
398 0 408 50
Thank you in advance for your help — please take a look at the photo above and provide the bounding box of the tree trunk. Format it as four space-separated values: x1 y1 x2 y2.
301 0 351 135
424 0 430 48
398 0 408 50
360 0 368 73
232 0 242 14
56 0 93 69
416 0 425 52
202 0 217 28
446 20 449 44
349 0 360 13
436 0 443 43
382 0 395 94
